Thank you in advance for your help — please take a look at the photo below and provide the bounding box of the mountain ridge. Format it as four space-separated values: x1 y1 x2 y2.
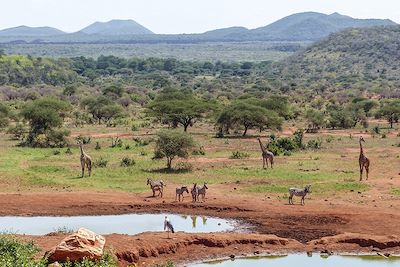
0 12 397 43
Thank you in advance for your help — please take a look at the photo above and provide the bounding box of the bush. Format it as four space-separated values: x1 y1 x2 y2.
95 142 101 150
267 137 298 155
120 157 135 167
94 157 108 168
125 144 131 150
53 150 61 155
76 135 91 144
230 151 250 159
65 147 73 154
0 235 47 266
192 146 205 155
133 137 150 146
307 138 323 149
154 260 175 267
111 137 122 148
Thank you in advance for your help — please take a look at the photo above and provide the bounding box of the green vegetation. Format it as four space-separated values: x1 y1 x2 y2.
154 130 195 169
0 235 117 266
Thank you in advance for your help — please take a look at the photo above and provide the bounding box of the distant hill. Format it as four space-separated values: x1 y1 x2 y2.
0 12 396 43
79 19 154 35
249 12 397 41
278 25 400 94
0 26 65 37
201 27 248 38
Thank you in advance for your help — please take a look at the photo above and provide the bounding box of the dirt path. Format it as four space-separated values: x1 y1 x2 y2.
2 188 400 265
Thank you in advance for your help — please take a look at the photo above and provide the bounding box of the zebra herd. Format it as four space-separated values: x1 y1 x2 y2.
147 178 209 203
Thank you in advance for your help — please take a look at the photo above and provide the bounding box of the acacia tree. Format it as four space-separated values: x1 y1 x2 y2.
154 130 195 169
378 100 400 128
305 109 325 132
21 97 71 147
147 89 215 132
81 96 125 124
217 102 283 136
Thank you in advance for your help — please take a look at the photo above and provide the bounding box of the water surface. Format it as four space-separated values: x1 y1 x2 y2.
190 254 400 267
0 214 234 235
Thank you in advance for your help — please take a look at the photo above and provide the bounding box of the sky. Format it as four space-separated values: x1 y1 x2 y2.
1 0 400 34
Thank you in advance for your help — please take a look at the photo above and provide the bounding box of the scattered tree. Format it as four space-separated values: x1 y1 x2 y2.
154 130 195 169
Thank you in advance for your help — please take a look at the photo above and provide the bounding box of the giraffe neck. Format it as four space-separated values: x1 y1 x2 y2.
80 145 85 156
359 140 364 155
258 139 267 153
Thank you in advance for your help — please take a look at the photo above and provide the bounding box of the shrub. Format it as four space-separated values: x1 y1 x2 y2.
133 137 150 146
267 137 298 155
131 124 140 131
111 137 122 148
65 147 73 154
94 157 108 168
307 138 323 149
230 151 250 159
192 146 205 155
76 135 91 144
95 142 101 150
120 157 135 167
0 236 47 266
53 150 61 155
154 260 175 267
125 144 131 150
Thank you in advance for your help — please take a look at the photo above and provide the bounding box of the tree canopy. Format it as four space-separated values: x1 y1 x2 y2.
154 130 195 169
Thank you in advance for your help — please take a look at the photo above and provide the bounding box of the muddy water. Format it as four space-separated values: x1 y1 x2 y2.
0 213 235 235
190 254 400 267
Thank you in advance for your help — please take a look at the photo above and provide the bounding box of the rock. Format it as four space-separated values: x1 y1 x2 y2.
254 251 260 255
45 228 105 263
229 254 235 259
307 251 312 257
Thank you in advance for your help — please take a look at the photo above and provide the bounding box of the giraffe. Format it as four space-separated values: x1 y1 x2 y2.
358 136 370 181
257 137 274 169
79 142 92 177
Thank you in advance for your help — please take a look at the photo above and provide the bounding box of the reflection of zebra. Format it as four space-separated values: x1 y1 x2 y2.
195 183 208 202
289 185 311 205
176 186 189 202
147 178 165 197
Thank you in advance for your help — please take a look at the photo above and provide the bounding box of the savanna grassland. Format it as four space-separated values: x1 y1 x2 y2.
2 25 400 267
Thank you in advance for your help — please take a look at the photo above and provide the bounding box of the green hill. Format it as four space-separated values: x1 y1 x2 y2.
278 26 400 94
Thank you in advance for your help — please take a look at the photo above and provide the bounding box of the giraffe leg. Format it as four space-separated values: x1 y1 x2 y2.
270 157 274 169
88 162 92 177
262 157 266 169
365 165 369 180
359 164 364 181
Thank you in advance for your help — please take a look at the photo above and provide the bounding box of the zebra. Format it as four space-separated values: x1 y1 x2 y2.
196 183 208 202
288 185 311 205
191 183 198 202
147 178 165 198
176 186 189 202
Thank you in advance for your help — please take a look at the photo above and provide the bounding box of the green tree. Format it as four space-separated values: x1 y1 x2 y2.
82 96 125 124
154 130 195 169
378 100 400 128
21 97 71 147
147 89 215 132
305 109 325 132
217 101 283 136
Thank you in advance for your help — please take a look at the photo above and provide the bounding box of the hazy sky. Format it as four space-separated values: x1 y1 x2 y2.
1 0 400 33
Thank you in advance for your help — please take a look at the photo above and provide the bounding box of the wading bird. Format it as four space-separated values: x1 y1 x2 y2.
164 216 175 239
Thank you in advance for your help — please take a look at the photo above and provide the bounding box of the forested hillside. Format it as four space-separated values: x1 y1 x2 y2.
278 26 400 97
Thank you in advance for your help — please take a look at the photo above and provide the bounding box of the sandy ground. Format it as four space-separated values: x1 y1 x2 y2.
2 186 400 266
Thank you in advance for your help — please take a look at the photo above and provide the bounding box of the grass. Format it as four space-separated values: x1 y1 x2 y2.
390 188 400 196
0 123 397 199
